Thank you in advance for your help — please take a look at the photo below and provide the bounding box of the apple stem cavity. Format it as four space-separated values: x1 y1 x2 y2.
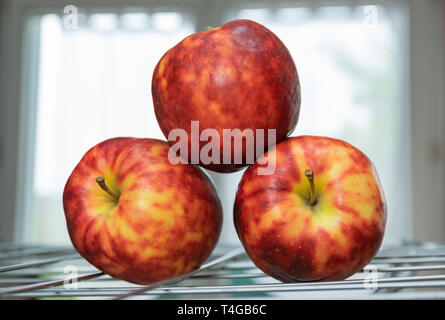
304 169 317 206
95 176 120 202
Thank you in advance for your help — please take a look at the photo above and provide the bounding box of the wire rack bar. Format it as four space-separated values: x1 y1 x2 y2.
0 253 80 273
0 248 75 260
5 281 445 299
113 247 245 300
7 274 445 297
0 243 445 299
0 272 104 296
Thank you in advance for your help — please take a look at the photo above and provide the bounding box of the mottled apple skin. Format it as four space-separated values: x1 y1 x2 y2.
152 19 301 173
63 138 222 285
234 136 387 282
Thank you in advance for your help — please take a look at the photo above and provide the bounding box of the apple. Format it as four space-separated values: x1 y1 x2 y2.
234 136 387 282
63 137 223 284
152 19 301 173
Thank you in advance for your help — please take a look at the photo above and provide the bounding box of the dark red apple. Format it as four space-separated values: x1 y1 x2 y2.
63 137 223 284
152 19 301 173
234 136 387 282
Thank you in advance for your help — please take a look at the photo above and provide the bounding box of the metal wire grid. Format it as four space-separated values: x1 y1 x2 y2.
0 242 445 300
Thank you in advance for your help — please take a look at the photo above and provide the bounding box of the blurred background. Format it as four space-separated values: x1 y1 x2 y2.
0 0 443 248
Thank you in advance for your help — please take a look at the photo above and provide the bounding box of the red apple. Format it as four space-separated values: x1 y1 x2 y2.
63 138 222 284
152 19 301 173
234 136 387 282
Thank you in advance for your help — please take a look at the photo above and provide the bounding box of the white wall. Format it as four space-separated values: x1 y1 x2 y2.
409 0 445 242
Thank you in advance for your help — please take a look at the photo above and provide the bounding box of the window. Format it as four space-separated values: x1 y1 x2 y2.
20 2 410 246
29 10 195 244
222 5 410 245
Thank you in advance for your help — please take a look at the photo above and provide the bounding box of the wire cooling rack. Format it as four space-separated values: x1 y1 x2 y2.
0 242 445 299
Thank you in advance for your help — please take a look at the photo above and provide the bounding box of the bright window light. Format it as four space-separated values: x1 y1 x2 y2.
31 12 194 244
29 5 408 246
120 13 150 31
152 12 184 33
226 5 407 245
89 13 119 32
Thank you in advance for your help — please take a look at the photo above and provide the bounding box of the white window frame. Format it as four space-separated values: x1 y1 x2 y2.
0 0 444 244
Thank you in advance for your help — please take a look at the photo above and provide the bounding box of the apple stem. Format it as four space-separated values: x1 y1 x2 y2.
95 176 120 201
304 169 317 206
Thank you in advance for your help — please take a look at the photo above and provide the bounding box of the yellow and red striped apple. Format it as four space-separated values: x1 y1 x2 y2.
152 19 301 173
63 138 222 284
234 136 387 282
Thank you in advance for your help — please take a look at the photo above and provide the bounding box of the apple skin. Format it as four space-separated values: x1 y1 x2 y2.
234 136 387 282
152 19 301 173
63 137 222 285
